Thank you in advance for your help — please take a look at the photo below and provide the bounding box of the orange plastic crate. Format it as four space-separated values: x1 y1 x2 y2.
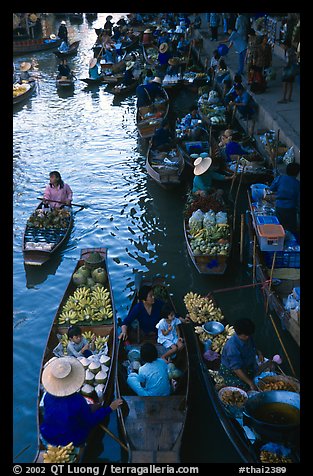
256 224 285 251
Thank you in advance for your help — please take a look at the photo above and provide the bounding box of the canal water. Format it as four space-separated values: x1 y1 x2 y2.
13 13 300 464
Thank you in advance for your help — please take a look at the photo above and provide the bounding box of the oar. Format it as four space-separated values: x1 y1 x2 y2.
14 444 32 460
99 423 128 452
36 197 86 208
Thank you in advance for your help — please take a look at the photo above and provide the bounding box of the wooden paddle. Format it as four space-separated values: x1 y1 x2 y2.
36 197 86 208
99 423 128 452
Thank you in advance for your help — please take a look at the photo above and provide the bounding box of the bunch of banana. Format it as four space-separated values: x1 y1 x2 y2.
95 335 109 351
43 442 76 463
194 326 211 342
184 292 224 324
259 451 293 464
82 330 95 342
60 333 69 353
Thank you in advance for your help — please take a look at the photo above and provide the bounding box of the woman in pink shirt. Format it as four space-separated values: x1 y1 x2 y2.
43 171 73 208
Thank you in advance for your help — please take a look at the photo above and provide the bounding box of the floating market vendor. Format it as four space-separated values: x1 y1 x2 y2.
40 356 123 447
57 58 72 79
192 156 234 197
57 20 68 44
43 171 73 208
219 318 264 391
67 325 96 358
119 285 165 342
19 62 33 82
88 58 102 80
151 119 175 151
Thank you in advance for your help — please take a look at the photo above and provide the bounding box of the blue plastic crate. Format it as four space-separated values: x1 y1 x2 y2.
263 250 300 269
256 215 280 226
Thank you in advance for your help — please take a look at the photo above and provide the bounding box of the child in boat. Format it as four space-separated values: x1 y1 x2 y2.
67 325 96 358
127 342 171 396
156 303 184 362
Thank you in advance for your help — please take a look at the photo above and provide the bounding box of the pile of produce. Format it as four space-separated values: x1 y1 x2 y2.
145 47 158 62
43 442 77 463
72 263 107 287
58 285 113 325
79 353 111 402
187 207 231 256
27 208 71 229
259 443 293 463
13 82 30 97
219 388 247 407
184 192 224 219
184 291 234 354
198 93 227 125
257 375 300 392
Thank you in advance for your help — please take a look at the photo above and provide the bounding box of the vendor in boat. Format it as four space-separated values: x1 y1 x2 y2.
58 20 68 44
266 162 300 236
181 105 206 141
122 61 135 86
103 15 114 36
119 285 165 342
151 119 175 151
40 356 123 447
19 62 33 83
192 156 234 197
43 171 73 208
57 58 72 79
219 318 264 391
127 342 171 396
157 42 172 76
218 129 249 164
88 58 102 80
166 56 181 77
136 77 164 108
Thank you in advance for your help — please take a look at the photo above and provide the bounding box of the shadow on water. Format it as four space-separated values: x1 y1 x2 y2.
24 253 62 288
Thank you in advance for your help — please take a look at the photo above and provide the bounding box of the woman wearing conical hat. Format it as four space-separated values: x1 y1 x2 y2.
192 156 234 197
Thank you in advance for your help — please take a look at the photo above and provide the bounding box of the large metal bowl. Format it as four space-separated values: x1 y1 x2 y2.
202 321 225 336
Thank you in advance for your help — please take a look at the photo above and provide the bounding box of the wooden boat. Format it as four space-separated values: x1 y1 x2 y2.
80 77 108 86
13 80 36 105
146 142 185 190
246 191 300 347
183 191 234 275
122 32 141 53
186 291 300 463
33 247 117 463
13 37 62 56
53 40 80 58
136 88 169 140
110 77 140 96
188 289 300 463
56 75 75 88
22 203 74 266
115 275 189 463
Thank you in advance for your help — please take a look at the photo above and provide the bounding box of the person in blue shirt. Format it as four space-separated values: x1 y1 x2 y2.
222 27 248 75
229 83 256 120
219 129 249 163
119 285 165 342
192 156 234 196
151 119 174 151
88 58 102 80
40 356 123 447
127 342 171 396
219 318 264 391
268 162 300 235
136 77 164 108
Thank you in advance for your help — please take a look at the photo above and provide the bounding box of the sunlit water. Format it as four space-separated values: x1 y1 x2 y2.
13 13 300 464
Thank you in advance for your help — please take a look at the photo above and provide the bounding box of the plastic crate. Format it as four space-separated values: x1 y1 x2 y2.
257 224 285 251
185 141 209 154
255 215 280 226
263 250 300 268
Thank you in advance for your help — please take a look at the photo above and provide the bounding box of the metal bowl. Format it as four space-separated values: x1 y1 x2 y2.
202 321 225 335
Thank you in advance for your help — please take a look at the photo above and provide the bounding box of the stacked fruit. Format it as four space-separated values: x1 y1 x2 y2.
43 442 77 463
184 292 224 324
194 324 235 353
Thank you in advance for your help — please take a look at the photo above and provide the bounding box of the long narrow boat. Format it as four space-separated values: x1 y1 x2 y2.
136 88 169 140
34 247 117 463
13 80 36 106
246 191 300 347
185 289 300 463
141 43 158 66
110 77 141 96
183 191 234 275
13 37 62 56
115 275 189 463
146 142 185 190
53 40 80 58
22 203 74 266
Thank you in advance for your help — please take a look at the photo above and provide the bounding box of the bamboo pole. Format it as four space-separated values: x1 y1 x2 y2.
232 164 245 231
240 213 244 263
99 424 128 452
252 235 256 284
268 313 297 377
229 154 240 198
274 129 280 175
265 251 276 314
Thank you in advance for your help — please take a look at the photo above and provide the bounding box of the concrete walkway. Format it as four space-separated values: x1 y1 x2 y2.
189 14 300 164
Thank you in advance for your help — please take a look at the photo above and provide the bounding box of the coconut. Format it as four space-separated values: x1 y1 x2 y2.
79 357 90 369
100 364 109 374
86 277 96 287
94 370 108 384
77 265 91 278
88 361 101 374
91 267 107 284
80 384 95 397
99 354 111 366
72 271 87 286
85 369 95 385
94 383 105 399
